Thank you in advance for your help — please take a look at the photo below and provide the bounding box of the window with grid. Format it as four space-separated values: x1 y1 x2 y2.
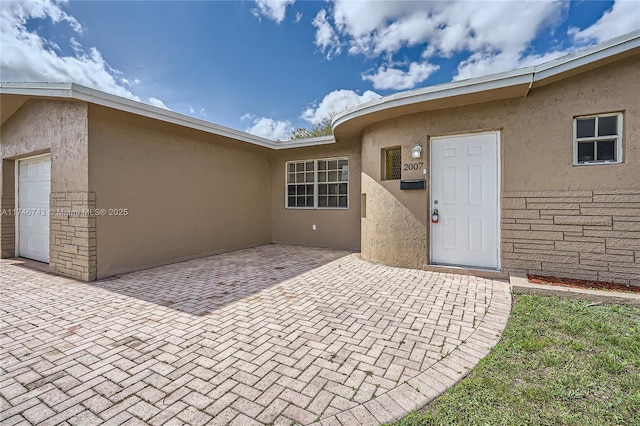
318 158 349 208
574 113 623 165
286 158 349 209
286 160 315 208
383 147 402 180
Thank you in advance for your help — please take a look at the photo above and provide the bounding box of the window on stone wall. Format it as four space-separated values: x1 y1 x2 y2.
383 147 402 180
286 157 348 209
574 113 623 165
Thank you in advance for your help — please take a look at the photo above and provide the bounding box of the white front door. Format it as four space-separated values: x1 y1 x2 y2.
430 132 499 269
17 155 51 263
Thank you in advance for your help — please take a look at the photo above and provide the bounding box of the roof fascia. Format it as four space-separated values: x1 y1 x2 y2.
0 82 336 150
332 69 534 131
69 84 280 149
533 30 640 82
272 135 335 149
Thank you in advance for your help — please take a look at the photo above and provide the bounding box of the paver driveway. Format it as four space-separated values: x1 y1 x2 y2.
1 244 511 425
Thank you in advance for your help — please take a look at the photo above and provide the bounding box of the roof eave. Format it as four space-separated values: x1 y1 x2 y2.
273 135 335 149
332 71 533 140
333 29 640 140
1 82 338 150
532 32 640 87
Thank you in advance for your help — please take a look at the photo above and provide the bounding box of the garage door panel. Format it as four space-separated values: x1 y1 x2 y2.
18 155 51 263
19 230 49 261
19 160 50 181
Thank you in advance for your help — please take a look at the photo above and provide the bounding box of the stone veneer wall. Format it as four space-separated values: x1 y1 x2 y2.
0 195 15 258
49 192 97 281
502 190 640 286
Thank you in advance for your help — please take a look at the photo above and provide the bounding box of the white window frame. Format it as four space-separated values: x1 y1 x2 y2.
285 157 349 210
573 112 623 165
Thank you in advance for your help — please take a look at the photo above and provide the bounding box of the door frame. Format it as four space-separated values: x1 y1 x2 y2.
15 153 52 262
429 130 501 270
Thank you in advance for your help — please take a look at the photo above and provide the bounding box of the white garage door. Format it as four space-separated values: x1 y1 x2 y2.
431 132 499 269
18 155 51 263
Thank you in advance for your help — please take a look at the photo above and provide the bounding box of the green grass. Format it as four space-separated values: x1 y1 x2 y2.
392 295 640 426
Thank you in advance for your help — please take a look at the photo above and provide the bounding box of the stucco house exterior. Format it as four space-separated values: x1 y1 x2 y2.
1 30 639 285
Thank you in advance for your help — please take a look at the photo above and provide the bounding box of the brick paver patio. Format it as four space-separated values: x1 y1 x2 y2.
0 244 511 425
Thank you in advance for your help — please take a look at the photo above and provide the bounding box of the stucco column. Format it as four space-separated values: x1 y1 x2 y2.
47 101 97 281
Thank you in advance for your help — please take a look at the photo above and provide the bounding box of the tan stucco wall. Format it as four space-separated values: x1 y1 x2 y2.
503 56 639 192
361 134 428 268
0 98 88 192
271 139 361 250
360 55 640 271
88 105 272 279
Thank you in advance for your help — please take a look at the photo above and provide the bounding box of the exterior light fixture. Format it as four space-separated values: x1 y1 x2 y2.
412 145 423 159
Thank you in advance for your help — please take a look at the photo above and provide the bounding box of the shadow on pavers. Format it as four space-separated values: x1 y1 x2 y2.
90 244 353 316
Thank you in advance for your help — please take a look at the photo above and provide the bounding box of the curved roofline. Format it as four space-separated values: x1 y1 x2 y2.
0 82 332 150
332 29 640 138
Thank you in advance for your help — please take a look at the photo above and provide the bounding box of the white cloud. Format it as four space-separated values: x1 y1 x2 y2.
363 62 439 90
333 0 426 40
301 89 381 123
436 1 563 56
246 117 293 140
189 106 195 114
148 97 169 110
370 12 435 57
326 0 564 58
5 0 83 32
314 1 577 88
122 77 140 86
252 0 295 24
454 49 570 81
569 0 640 43
200 108 207 117
246 89 382 140
68 37 84 55
0 0 139 100
312 9 341 59
294 12 302 23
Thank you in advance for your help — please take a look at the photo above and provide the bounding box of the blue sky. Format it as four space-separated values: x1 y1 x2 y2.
1 1 639 140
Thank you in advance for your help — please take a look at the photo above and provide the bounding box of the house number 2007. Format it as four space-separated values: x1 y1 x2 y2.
403 162 423 170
